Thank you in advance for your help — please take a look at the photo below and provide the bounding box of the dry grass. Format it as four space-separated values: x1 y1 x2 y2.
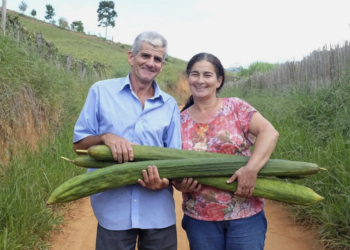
0 85 49 165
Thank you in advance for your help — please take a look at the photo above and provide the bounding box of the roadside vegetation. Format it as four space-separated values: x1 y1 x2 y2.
0 32 88 249
0 10 349 250
221 76 350 250
236 61 278 77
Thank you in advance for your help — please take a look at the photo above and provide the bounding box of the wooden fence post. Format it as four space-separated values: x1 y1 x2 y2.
81 67 86 81
66 55 72 73
1 0 7 35
37 32 43 53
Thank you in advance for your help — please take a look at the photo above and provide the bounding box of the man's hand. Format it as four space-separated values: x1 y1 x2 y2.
101 133 135 163
172 178 201 192
138 165 169 190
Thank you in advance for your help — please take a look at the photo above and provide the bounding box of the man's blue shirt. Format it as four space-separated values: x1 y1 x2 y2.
73 74 181 230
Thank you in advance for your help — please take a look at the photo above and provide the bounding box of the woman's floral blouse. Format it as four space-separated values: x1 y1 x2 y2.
180 97 264 221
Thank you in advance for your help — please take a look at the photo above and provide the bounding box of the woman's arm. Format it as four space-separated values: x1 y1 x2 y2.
227 112 279 197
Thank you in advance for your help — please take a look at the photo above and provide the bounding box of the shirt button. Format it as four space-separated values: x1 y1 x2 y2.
134 199 137 202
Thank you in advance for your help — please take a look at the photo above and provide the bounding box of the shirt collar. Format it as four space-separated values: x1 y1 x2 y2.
121 73 168 102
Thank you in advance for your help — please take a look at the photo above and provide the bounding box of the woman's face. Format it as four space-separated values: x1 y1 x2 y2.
188 60 222 100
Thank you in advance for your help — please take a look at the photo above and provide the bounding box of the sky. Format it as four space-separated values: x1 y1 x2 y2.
3 0 350 68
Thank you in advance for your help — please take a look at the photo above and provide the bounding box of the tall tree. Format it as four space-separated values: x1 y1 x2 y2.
30 9 36 18
18 1 27 14
44 4 55 23
97 1 117 39
58 17 69 30
71 21 84 33
1 0 6 35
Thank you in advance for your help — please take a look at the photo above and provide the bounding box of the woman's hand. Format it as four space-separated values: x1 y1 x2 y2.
227 166 258 197
226 111 279 197
172 178 202 192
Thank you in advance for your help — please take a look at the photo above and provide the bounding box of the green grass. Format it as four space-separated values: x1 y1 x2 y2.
0 33 89 249
0 33 90 137
17 13 188 89
0 124 85 249
220 79 350 250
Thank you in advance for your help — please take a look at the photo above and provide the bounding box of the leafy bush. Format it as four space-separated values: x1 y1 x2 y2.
237 61 277 77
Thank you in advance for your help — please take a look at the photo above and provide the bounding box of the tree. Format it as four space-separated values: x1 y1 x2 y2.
44 4 55 22
237 62 277 77
30 9 36 18
1 0 7 35
97 1 117 39
71 21 84 33
18 1 27 14
58 17 69 30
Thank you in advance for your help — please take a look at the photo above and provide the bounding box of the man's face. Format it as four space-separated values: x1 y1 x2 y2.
128 41 166 85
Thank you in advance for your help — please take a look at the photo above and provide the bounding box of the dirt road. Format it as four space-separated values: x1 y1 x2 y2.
48 190 323 250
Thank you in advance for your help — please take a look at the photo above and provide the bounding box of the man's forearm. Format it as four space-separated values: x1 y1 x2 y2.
73 135 105 154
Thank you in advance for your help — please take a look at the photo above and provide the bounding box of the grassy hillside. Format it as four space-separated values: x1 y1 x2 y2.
16 12 188 90
0 30 89 249
15 11 236 99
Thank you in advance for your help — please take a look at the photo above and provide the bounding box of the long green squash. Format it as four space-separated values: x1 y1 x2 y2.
76 144 248 161
62 155 311 180
46 157 324 205
76 145 323 176
61 156 117 168
196 177 324 206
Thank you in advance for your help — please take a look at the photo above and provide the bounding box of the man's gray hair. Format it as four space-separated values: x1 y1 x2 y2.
131 31 168 60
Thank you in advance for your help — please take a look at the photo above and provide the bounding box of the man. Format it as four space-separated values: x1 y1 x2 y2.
73 31 181 250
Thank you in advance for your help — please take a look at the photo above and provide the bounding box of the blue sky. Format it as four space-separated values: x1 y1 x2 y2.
3 0 350 68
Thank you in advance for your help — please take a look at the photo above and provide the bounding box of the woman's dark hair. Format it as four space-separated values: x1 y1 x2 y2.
181 53 225 112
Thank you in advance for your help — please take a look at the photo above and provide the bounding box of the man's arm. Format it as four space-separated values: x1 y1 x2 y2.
73 135 104 152
74 133 134 163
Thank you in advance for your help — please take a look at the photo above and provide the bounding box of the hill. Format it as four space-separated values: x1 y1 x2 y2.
6 9 237 96
9 10 188 90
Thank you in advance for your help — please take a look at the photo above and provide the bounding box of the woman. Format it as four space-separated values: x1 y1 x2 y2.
173 53 279 250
